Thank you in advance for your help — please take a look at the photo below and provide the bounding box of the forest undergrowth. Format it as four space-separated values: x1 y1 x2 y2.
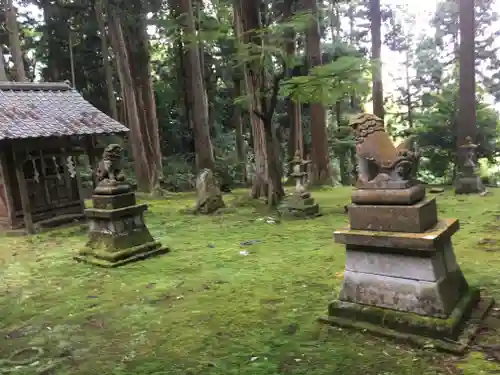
0 187 499 374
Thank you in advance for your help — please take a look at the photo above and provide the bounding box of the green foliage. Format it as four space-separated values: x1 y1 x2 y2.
409 82 499 181
280 53 370 105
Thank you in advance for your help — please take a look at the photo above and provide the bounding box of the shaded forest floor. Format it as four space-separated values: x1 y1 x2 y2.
1 187 500 374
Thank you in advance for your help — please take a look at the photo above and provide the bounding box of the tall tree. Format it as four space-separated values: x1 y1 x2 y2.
5 0 25 81
95 0 118 120
282 0 302 165
457 0 476 166
170 0 215 172
370 0 384 119
234 0 284 205
304 0 332 185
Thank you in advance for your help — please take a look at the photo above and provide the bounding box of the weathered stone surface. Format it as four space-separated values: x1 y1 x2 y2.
85 204 147 220
194 169 225 214
76 174 168 267
334 218 459 251
320 288 494 354
92 192 136 210
358 176 414 190
455 176 484 194
345 245 446 281
339 267 468 317
351 184 425 205
328 287 481 340
93 182 131 195
278 195 320 219
349 113 419 186
349 198 438 232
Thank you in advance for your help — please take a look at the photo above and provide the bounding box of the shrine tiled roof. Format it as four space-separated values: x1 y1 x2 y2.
0 81 128 140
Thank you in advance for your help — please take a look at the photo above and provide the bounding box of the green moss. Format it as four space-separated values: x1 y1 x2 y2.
0 187 499 374
327 287 482 342
457 351 500 374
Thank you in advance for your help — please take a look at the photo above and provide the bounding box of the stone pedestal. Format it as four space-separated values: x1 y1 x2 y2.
74 182 169 267
278 194 320 218
455 166 484 194
321 185 493 353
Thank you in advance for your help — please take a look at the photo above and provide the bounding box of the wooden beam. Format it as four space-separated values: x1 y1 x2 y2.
12 150 35 234
85 135 98 189
0 149 15 228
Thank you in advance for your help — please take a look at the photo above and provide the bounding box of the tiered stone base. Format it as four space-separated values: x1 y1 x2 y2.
320 289 492 353
74 183 169 267
278 193 320 219
455 175 485 194
322 185 493 352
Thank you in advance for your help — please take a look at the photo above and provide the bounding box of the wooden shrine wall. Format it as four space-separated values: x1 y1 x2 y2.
0 163 8 219
19 147 82 222
0 139 84 229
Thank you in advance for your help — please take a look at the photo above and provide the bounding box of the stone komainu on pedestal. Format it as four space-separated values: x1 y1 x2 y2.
320 113 493 353
74 144 169 267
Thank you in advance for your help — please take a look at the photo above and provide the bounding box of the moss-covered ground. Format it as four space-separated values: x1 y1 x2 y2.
1 187 500 374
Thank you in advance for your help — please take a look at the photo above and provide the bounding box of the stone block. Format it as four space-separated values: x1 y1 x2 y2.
75 240 168 267
93 182 131 195
351 184 425 205
345 245 446 281
357 178 414 190
338 268 468 317
334 218 459 251
85 204 147 220
319 287 493 354
278 196 320 219
348 198 438 233
455 176 484 194
92 192 136 210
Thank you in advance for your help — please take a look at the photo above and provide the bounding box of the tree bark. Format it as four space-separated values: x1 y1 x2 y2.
171 0 215 172
5 0 26 81
235 0 284 205
283 0 303 171
370 0 384 120
0 48 7 81
457 0 476 168
233 78 247 183
107 11 152 191
304 0 332 185
95 0 118 120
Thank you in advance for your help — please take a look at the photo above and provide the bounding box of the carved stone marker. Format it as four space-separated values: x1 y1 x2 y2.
320 113 493 353
75 144 169 267
455 136 485 194
278 150 319 218
193 168 225 214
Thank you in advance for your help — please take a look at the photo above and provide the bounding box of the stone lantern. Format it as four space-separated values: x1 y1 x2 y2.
278 150 320 218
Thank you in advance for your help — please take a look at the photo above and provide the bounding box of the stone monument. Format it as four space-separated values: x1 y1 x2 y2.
278 150 319 218
455 136 485 194
320 113 493 353
75 144 169 267
193 168 225 214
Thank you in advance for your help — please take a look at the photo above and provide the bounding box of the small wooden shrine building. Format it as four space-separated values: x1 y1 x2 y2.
0 81 128 234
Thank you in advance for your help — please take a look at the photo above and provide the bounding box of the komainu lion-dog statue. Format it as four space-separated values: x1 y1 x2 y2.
349 113 419 188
